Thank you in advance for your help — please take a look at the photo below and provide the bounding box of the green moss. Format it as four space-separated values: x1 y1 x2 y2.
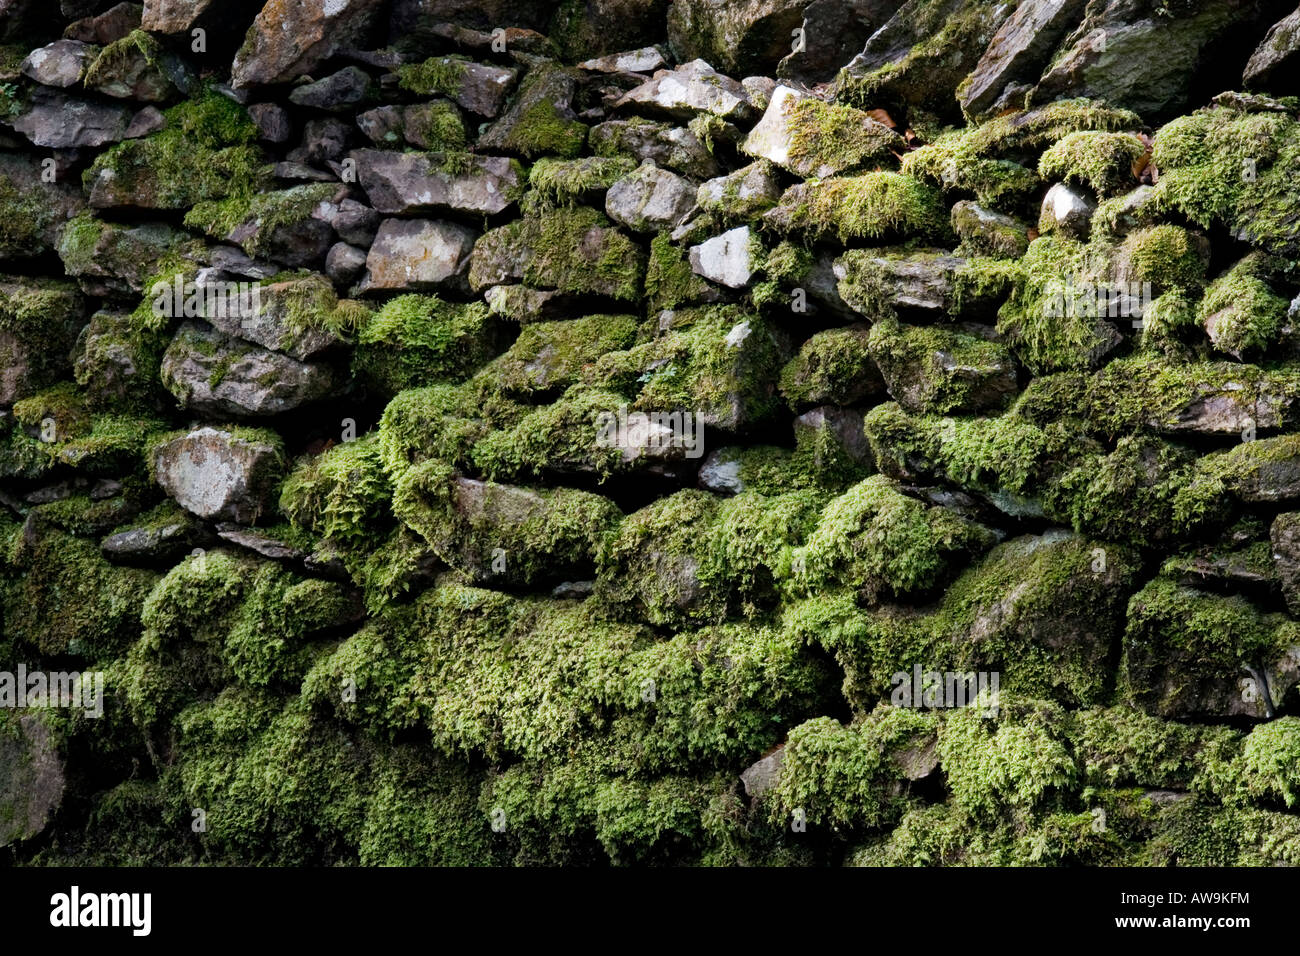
768 708 939 830
475 314 638 400
185 182 337 253
395 56 468 97
769 172 951 244
1148 105 1300 256
1234 718 1300 808
1070 706 1236 791
1195 254 1289 357
352 294 500 396
82 28 162 90
403 98 466 151
867 317 1016 415
272 273 372 342
501 95 588 160
779 325 876 409
392 459 621 586
1038 131 1145 196
84 86 267 211
376 384 507 478
0 168 60 258
645 233 715 312
781 97 900 175
526 156 637 210
1122 577 1300 718
280 434 392 545
789 474 995 604
1115 224 1208 293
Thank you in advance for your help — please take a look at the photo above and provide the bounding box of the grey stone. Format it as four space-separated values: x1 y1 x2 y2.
288 65 373 111
617 58 756 122
326 241 367 285
960 0 1089 117
352 148 522 215
20 39 93 87
588 119 719 178
689 226 756 289
9 88 132 148
1244 5 1300 94
231 0 385 88
359 218 477 292
152 425 284 523
604 164 696 232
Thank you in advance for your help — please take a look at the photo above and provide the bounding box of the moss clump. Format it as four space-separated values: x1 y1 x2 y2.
767 172 951 244
1122 577 1300 719
779 325 878 409
403 98 466 151
3 523 157 660
902 131 1041 209
1148 105 1300 256
1196 254 1289 358
280 434 392 546
395 56 468 97
768 708 940 830
1070 706 1235 791
273 273 372 342
352 295 500 396
867 317 1017 415
469 385 628 482
789 475 996 604
996 234 1123 374
591 306 786 431
392 459 621 587
476 314 638 400
526 156 637 210
780 97 900 176
1235 718 1300 808
74 311 170 412
1114 224 1208 294
185 182 337 254
644 232 716 312
1038 131 1145 196
376 384 504 478
84 86 267 210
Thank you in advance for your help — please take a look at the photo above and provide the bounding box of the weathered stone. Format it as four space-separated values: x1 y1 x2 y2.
696 161 782 217
578 46 666 73
837 250 968 315
231 0 385 89
778 0 907 83
161 321 337 417
217 525 306 562
689 226 756 289
740 744 785 797
1244 5 1300 94
479 63 587 158
1272 512 1300 615
617 59 756 123
325 241 367 285
698 447 746 495
743 85 899 178
101 510 210 563
21 39 93 88
58 219 201 297
0 153 85 261
667 0 807 75
793 405 873 467
355 104 404 146
359 218 477 292
951 200 1031 258
83 39 193 101
588 118 719 178
483 285 571 322
204 276 344 360
124 105 166 138
142 0 257 35
152 424 284 522
868 318 1018 415
1039 182 1094 237
74 310 165 409
960 0 1089 117
0 715 64 848
352 148 522 215
605 164 696 232
288 65 373 111
9 88 132 148
0 276 86 406
66 2 144 43
403 57 517 117
327 198 380 245
287 117 351 165
247 102 292 142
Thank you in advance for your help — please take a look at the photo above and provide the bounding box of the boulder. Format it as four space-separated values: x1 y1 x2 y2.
152 425 284 523
160 321 337 417
359 218 477 292
604 164 697 232
231 0 385 89
352 148 522 216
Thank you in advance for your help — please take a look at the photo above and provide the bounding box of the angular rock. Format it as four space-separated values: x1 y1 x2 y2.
689 226 756 289
951 200 1031 259
0 153 85 261
778 0 907 83
200 276 344 360
231 0 384 89
286 117 350 165
82 38 193 101
479 62 587 158
398 56 518 117
142 0 257 35
1039 182 1094 237
1272 512 1300 616
696 161 782 217
868 318 1018 415
698 447 746 494
960 0 1089 117
67 2 144 43
617 59 756 123
359 218 476 292
152 425 284 523
836 249 969 316
589 118 719 178
667 0 807 76
740 745 785 798
217 525 306 562
578 46 666 73
0 715 64 848
247 102 292 143
288 65 373 111
793 405 873 468
161 321 337 417
101 510 210 563
605 164 696 232
0 276 86 406
58 218 201 297
328 198 381 245
125 105 166 138
352 148 522 215
1244 6 1300 94
21 39 93 88
743 85 900 178
326 241 367 285
9 88 132 148
73 310 166 409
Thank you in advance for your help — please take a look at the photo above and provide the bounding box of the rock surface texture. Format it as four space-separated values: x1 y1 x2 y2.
1 0 1300 870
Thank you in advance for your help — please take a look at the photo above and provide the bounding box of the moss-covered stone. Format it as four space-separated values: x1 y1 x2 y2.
764 172 951 244
352 294 502 396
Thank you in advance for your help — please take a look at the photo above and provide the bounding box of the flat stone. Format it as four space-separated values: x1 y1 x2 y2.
21 39 93 87
604 164 697 232
359 218 477 291
689 226 756 289
617 59 756 123
352 148 522 215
